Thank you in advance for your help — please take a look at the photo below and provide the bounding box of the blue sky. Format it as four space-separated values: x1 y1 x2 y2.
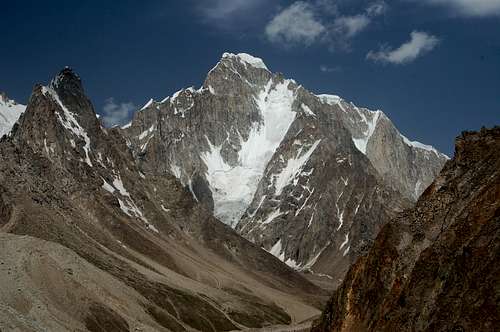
1 0 499 155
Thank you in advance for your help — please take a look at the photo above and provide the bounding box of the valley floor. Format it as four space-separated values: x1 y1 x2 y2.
230 318 317 332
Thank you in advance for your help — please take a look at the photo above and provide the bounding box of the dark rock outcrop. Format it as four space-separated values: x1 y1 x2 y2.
312 127 500 331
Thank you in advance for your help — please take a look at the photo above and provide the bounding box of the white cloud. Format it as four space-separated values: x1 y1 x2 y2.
366 1 389 16
101 98 136 127
314 0 339 15
195 0 272 31
329 1 386 50
367 31 440 65
333 15 371 39
320 65 342 72
420 0 500 17
265 2 326 45
198 0 266 21
265 1 387 49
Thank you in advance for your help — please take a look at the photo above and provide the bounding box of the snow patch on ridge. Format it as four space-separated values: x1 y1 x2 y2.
223 52 269 70
273 140 321 196
0 95 25 138
302 241 331 271
401 134 447 159
414 179 422 199
140 98 154 111
101 178 115 193
317 94 342 106
261 208 286 225
112 177 130 197
269 239 285 261
170 164 182 179
339 233 349 250
268 236 333 271
159 88 197 118
201 79 297 226
138 125 155 140
267 239 300 268
352 110 381 154
285 258 301 269
301 104 316 117
121 122 132 129
111 174 159 233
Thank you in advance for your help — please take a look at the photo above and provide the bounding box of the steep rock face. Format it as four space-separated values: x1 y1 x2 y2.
122 53 446 282
236 88 409 283
0 92 25 137
0 69 325 331
311 127 500 332
123 53 296 226
324 95 449 201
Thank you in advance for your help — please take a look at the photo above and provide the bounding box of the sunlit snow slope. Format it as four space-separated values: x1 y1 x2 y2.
0 93 25 137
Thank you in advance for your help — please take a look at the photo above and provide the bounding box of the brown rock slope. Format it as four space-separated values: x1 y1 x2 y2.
312 127 500 332
0 69 325 331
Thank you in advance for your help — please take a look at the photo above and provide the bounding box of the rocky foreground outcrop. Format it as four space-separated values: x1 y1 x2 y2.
311 127 500 331
0 69 325 331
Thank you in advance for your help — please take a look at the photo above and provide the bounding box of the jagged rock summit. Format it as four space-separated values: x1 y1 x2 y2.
0 68 326 331
312 126 500 331
122 52 448 284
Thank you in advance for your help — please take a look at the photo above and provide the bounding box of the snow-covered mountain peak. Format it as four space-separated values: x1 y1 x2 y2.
222 52 269 71
202 52 274 97
121 54 448 279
